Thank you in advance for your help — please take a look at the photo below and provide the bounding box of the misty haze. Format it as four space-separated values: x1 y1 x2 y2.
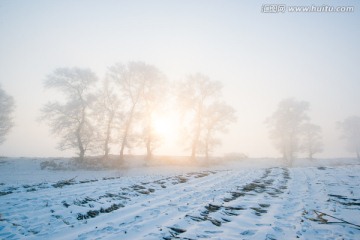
0 1 359 239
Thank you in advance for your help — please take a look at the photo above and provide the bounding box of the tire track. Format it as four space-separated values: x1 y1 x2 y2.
300 166 360 240
0 171 220 239
164 168 290 240
56 169 263 240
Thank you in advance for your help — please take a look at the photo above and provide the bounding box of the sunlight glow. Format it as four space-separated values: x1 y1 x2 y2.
152 113 179 144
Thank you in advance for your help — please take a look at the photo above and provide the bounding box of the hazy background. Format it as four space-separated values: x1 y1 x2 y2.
0 0 359 158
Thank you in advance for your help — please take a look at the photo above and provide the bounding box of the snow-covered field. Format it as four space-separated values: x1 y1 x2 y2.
1 157 360 239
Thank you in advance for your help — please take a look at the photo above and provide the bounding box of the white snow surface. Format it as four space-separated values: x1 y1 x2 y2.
0 157 360 239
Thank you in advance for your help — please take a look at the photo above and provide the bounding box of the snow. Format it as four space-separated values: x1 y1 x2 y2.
0 157 360 239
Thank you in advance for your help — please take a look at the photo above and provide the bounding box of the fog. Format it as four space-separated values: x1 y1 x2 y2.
0 0 359 158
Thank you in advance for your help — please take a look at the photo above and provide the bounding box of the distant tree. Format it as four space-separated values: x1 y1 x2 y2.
201 102 236 160
177 73 227 161
140 71 168 161
92 78 122 160
338 116 360 160
108 61 165 162
0 85 15 144
266 98 309 166
41 68 97 162
300 123 323 160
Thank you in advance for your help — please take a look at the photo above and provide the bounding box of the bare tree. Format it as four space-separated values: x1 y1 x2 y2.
338 116 360 160
300 123 323 160
266 98 309 166
0 85 15 144
140 71 167 161
92 78 122 160
108 61 165 162
201 102 236 160
41 67 97 162
176 73 223 161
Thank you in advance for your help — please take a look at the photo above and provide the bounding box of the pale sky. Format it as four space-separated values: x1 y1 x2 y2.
0 0 359 158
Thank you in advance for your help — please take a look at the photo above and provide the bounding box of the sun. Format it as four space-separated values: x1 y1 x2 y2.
152 113 178 143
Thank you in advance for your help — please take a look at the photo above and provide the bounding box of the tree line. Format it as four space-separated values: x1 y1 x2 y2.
267 98 360 166
0 63 359 165
40 62 236 163
266 98 323 166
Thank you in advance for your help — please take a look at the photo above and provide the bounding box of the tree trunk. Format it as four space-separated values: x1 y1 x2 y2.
103 114 113 160
191 131 200 161
288 135 295 167
190 144 196 161
205 129 210 161
79 148 85 162
191 129 200 161
104 142 109 160
119 134 127 162
283 146 291 166
76 128 85 162
282 137 287 165
283 147 292 167
145 114 153 162
146 139 152 161
104 124 110 160
191 106 202 161
76 117 85 162
120 104 136 162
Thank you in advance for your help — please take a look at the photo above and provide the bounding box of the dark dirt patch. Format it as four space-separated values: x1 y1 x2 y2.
163 227 188 240
74 197 96 206
209 218 222 226
102 177 121 180
87 210 99 218
186 215 205 222
204 204 221 213
52 177 76 188
251 207 268 216
62 201 70 208
100 192 129 200
100 203 124 213
189 204 245 226
79 179 98 184
187 214 223 227
224 206 246 211
223 191 246 202
137 190 151 194
194 172 210 178
259 203 271 208
186 171 212 178
283 169 291 180
131 184 146 191
0 191 12 196
222 205 246 216
77 203 124 220
168 227 186 234
131 185 156 195
329 194 360 207
18 183 49 193
242 182 267 193
176 176 188 184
